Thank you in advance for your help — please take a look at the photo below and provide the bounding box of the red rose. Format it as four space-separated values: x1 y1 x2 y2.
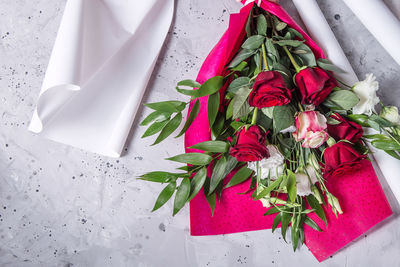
248 71 292 108
327 113 363 143
323 142 366 177
230 125 270 162
295 67 337 106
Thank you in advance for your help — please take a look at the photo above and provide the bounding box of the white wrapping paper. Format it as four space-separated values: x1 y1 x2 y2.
342 0 400 66
292 0 400 204
292 0 358 86
29 0 174 157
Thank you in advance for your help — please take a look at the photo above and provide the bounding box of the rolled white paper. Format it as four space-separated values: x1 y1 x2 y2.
29 0 174 157
292 0 359 86
342 0 400 66
292 0 400 204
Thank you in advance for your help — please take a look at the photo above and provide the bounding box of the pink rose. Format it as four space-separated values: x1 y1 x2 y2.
293 110 329 148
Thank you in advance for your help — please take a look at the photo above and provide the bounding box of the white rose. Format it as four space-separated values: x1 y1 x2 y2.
248 145 284 180
380 106 400 126
352 74 380 116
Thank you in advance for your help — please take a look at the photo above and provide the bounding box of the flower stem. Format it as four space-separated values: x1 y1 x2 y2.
251 108 259 125
261 43 269 71
283 46 301 73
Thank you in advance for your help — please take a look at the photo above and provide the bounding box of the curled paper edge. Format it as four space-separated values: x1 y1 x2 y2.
29 0 174 158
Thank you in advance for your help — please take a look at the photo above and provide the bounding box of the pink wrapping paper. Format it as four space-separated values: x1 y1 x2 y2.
184 0 393 261
304 160 392 262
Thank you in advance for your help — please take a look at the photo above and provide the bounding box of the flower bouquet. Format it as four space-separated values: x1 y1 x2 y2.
139 1 395 261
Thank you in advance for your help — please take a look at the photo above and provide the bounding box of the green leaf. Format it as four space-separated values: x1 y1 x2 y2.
203 178 217 215
225 166 253 188
324 90 360 110
317 58 346 73
347 114 369 127
304 216 322 232
273 105 295 132
140 110 171 126
264 207 280 216
275 40 304 47
176 99 201 138
227 77 251 94
254 176 283 200
152 112 182 145
288 28 304 40
177 76 224 98
276 21 287 31
208 92 220 129
211 114 226 138
189 140 230 153
188 167 207 201
287 171 297 203
230 61 248 72
173 178 191 215
242 35 265 50
372 140 400 151
232 86 252 119
266 38 279 60
306 194 327 225
257 15 267 36
209 156 228 194
226 100 234 119
206 191 217 216
177 79 201 88
293 44 316 67
228 49 257 69
291 222 300 251
140 171 178 183
272 213 282 232
368 119 381 131
369 114 394 128
152 181 176 211
167 153 212 166
281 212 291 242
142 120 169 138
145 101 186 113
257 111 273 130
385 150 400 160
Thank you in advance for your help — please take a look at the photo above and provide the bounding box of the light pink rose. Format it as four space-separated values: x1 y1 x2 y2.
293 110 329 148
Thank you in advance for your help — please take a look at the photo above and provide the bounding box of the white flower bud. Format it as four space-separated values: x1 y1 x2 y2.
380 106 400 126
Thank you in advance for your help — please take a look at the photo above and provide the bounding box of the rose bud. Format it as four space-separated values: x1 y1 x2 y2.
327 113 363 143
248 71 292 108
293 110 329 148
323 142 366 177
230 125 270 162
295 67 337 106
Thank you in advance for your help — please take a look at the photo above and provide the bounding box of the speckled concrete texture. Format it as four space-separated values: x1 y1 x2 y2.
0 0 400 266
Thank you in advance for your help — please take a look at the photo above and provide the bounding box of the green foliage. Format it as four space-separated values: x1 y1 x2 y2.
166 153 212 166
189 140 230 153
152 181 176 212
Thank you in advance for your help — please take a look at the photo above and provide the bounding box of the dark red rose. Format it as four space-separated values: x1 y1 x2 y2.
295 67 337 106
327 113 363 143
248 71 292 108
323 142 366 177
229 125 270 162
